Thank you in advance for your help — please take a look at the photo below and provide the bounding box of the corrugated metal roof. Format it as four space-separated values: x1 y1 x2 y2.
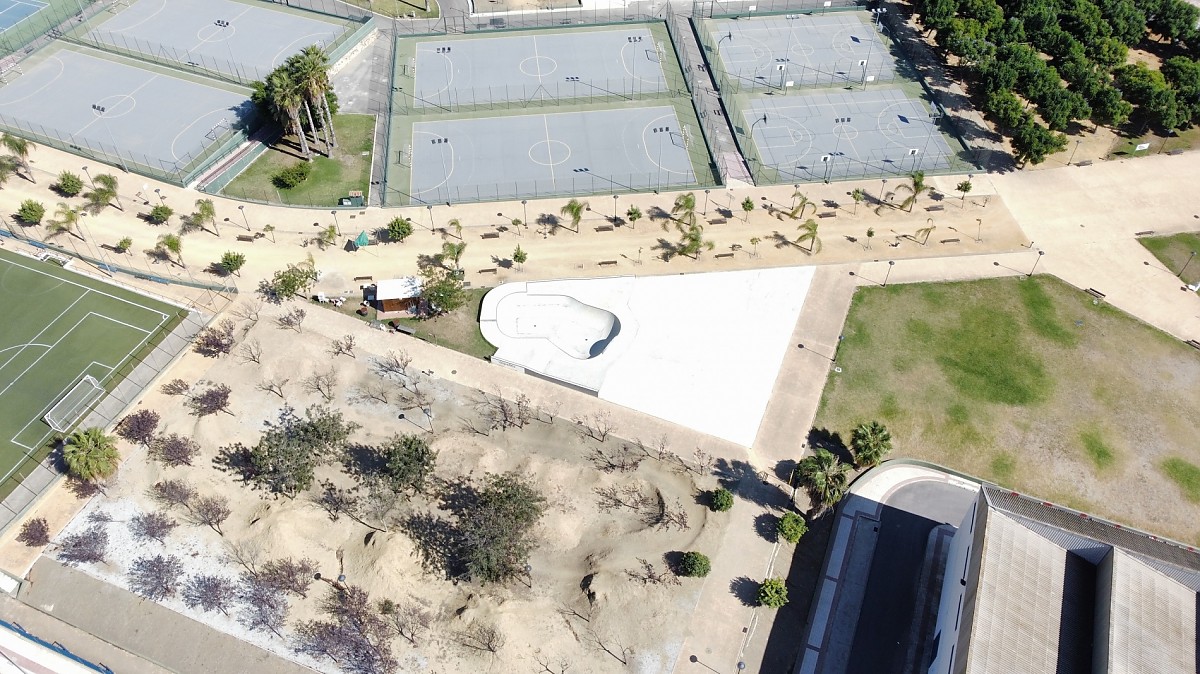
1102 550 1197 674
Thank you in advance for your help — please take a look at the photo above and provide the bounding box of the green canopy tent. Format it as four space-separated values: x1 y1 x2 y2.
355 231 370 247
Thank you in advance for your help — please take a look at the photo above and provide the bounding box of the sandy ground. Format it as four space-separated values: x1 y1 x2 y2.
36 299 726 674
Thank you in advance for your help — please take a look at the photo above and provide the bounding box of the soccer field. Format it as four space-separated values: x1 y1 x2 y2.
0 248 183 485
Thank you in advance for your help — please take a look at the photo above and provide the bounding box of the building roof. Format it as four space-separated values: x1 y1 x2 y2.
374 277 420 301
1102 549 1197 674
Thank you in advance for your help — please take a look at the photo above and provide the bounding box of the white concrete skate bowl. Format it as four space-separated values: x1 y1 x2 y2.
493 292 620 360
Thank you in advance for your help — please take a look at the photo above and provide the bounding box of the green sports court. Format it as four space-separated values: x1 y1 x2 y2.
0 247 185 486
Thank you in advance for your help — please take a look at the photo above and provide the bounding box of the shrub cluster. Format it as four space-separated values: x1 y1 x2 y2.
272 162 312 189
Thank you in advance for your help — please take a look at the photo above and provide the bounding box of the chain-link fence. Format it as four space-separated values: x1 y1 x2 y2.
382 167 712 206
392 73 690 114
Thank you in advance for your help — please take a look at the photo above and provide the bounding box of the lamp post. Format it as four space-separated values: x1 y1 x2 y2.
879 178 887 205
703 189 710 216
1067 138 1081 166
1028 250 1045 278
975 218 982 243
81 165 94 189
1178 251 1196 278
426 205 435 234
883 260 895 287
330 210 341 237
521 199 528 230
613 194 619 221
153 188 165 206
238 205 250 231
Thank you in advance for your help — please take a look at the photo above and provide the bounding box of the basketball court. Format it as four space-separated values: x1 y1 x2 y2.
82 0 350 82
408 27 672 108
0 0 45 33
741 87 955 181
0 45 253 177
408 105 698 203
707 13 898 90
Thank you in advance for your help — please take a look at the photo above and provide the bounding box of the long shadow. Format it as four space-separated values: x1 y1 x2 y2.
807 427 852 465
754 512 779 543
729 575 760 608
755 510 836 673
712 458 790 510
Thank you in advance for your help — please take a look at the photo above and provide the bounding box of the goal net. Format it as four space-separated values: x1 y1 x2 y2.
44 376 106 433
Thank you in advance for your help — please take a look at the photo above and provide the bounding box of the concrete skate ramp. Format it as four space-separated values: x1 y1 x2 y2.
494 293 619 360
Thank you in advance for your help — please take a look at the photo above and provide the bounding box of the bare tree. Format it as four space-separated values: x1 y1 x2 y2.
277 306 307 332
329 334 356 359
574 412 617 442
476 390 535 432
295 585 397 674
587 629 632 665
231 299 263 322
370 350 412 381
257 376 289 399
534 651 572 674
236 576 289 637
303 368 337 403
237 339 263 365
191 495 231 535
150 433 200 467
129 511 178 544
312 480 389 533
379 598 434 646
193 319 236 357
150 479 197 510
182 574 238 615
57 525 108 565
225 539 264 576
351 380 391 405
187 384 233 416
588 445 644 473
556 601 594 625
160 378 190 396
128 554 184 600
86 511 114 525
116 409 160 446
458 621 505 653
256 557 318 598
624 557 680 586
16 517 50 547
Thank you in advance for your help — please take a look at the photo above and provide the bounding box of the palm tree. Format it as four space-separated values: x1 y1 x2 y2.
560 198 587 233
866 227 875 250
63 427 119 482
193 198 219 236
955 179 972 208
1 133 34 183
440 241 466 269
796 218 821 253
47 203 83 240
895 171 929 213
850 421 893 469
741 196 755 222
447 218 462 239
675 222 714 259
794 448 850 514
156 233 183 266
0 157 15 190
93 173 122 211
789 189 816 220
267 69 311 160
291 46 337 151
671 192 697 228
749 236 761 258
851 188 865 215
263 224 276 242
916 223 936 246
626 205 642 230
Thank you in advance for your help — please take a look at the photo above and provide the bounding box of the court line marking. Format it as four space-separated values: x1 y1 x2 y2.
269 29 337 69
618 34 663 86
640 113 691 176
92 0 168 35
169 105 238 161
188 5 252 55
541 113 555 189
0 55 64 107
0 249 173 318
9 360 114 450
0 343 51 356
0 290 88 374
409 128 456 196
73 73 160 138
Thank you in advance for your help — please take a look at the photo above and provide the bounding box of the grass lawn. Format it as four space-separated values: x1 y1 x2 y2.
223 114 374 207
344 0 439 18
1138 231 1200 286
815 275 1200 543
325 287 496 360
1106 124 1199 159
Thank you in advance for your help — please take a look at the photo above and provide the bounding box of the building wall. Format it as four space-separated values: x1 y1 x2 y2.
928 490 984 674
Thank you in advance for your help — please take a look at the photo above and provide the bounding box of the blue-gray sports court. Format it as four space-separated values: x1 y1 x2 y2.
411 28 670 108
409 105 696 203
708 13 897 90
83 0 349 81
0 46 251 174
0 0 45 32
743 87 953 182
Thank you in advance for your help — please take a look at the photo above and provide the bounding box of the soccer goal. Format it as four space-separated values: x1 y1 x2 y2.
44 376 106 433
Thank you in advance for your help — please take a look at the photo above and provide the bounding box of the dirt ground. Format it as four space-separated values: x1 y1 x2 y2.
47 300 726 673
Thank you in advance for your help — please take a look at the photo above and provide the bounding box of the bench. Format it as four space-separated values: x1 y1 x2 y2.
478 267 497 274
1076 160 1093 167
939 238 960 244
714 252 735 260
236 234 256 242
818 212 836 218
391 322 416 336
1085 288 1106 300
1187 339 1200 351
598 260 618 267
353 275 373 282
480 232 500 240
925 205 944 212
1134 230 1155 237
708 218 728 225
595 225 614 232
1168 149 1185 156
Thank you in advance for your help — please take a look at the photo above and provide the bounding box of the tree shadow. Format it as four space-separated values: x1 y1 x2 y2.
400 512 465 579
774 459 797 486
730 576 760 608
647 205 671 223
754 512 779 543
489 256 513 269
652 237 680 262
663 550 686 575
536 213 561 236
339 442 384 479
213 443 259 486
712 457 790 510
435 476 479 519
769 231 796 249
807 427 852 465
757 510 837 672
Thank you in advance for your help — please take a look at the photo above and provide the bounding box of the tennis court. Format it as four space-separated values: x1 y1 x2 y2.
408 27 671 108
409 105 698 203
0 45 253 179
82 0 350 82
741 87 954 182
707 13 897 91
0 0 45 33
0 247 180 484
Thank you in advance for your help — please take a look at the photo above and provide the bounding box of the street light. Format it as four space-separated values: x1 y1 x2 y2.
1178 251 1196 278
975 218 982 243
238 205 250 231
1067 138 1082 166
613 194 618 221
883 260 895 287
330 210 341 236
81 165 93 188
1028 250 1045 278
879 178 888 205
153 188 165 206
427 205 435 233
703 189 710 216
521 199 528 229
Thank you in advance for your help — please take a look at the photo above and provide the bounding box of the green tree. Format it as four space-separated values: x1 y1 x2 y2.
789 189 816 219
851 188 865 215
266 69 312 160
749 236 761 257
55 171 83 197
47 203 83 240
381 434 437 496
289 47 337 153
314 225 337 249
795 218 822 253
850 421 894 469
559 198 588 232
1011 119 1069 165
626 205 642 230
671 192 698 227
866 227 875 249
741 196 755 222
387 217 413 243
462 472 547 584
1113 62 1182 129
156 233 183 267
16 199 44 224
895 171 930 212
93 174 121 211
83 185 115 215
512 244 527 270
709 488 733 512
116 237 133 253
267 257 319 298
678 551 711 577
64 427 119 482
220 251 246 276
674 222 714 259
777 512 808 544
263 224 276 243
189 198 219 236
439 241 466 270
1 133 34 183
756 577 789 608
985 91 1028 130
246 405 359 497
419 264 466 315
447 218 463 239
1163 56 1200 122
916 223 936 246
148 204 174 225
794 448 850 513
1147 0 1199 44
955 179 973 207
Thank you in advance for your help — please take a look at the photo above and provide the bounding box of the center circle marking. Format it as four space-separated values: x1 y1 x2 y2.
519 55 557 77
92 94 136 118
528 139 571 166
